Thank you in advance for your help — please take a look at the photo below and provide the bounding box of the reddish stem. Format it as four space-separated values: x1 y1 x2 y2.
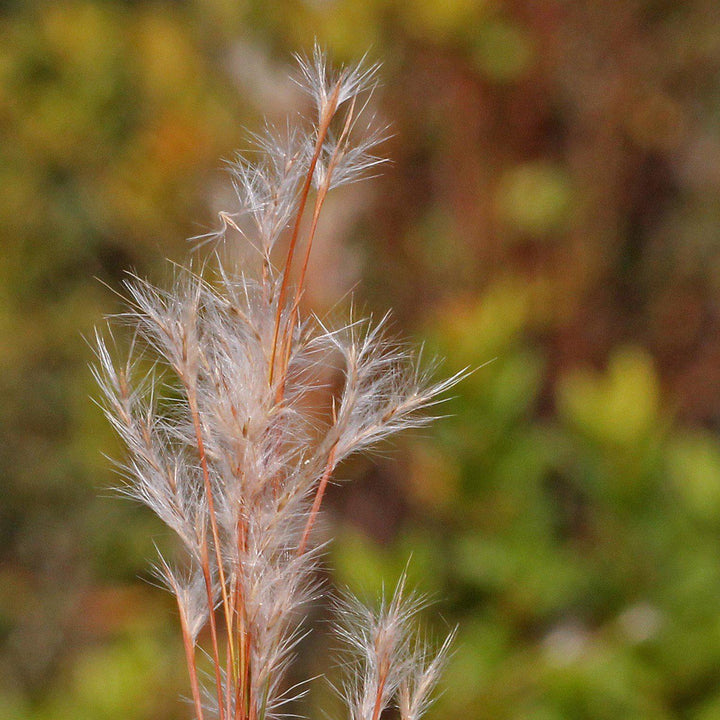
176 597 205 720
186 391 230 720
233 519 248 720
199 532 226 720
269 77 345 391
371 667 389 720
298 444 337 556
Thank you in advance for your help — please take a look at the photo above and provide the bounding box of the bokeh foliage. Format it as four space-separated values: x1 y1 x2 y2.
3 1 720 718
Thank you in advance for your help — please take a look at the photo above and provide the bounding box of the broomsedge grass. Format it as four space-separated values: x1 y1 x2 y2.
93 45 462 720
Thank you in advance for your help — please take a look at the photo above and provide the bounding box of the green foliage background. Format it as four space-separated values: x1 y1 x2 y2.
3 1 720 718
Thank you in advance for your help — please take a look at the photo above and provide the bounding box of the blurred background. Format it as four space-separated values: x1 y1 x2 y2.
3 1 720 718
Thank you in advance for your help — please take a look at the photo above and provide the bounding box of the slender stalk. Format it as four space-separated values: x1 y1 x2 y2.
257 682 271 720
240 630 252 720
275 97 358 404
226 566 240 720
170 583 206 720
184 389 231 720
248 675 258 720
225 623 233 720
268 76 345 390
187 390 236 673
293 95 357 312
232 517 248 720
371 665 390 720
199 530 226 720
298 443 337 556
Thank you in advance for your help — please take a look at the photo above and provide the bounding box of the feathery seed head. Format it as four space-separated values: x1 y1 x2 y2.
94 48 459 720
334 576 453 720
294 43 380 122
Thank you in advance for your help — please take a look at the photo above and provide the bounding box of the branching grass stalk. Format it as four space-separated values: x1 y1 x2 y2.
269 74 345 391
199 523 227 720
187 387 233 720
298 443 337 557
178 598 206 720
277 96 359 407
94 46 462 720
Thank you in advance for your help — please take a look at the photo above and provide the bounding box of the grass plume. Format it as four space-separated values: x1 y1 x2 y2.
94 46 460 720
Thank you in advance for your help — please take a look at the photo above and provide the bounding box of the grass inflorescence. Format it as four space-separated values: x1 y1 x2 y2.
94 46 460 720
